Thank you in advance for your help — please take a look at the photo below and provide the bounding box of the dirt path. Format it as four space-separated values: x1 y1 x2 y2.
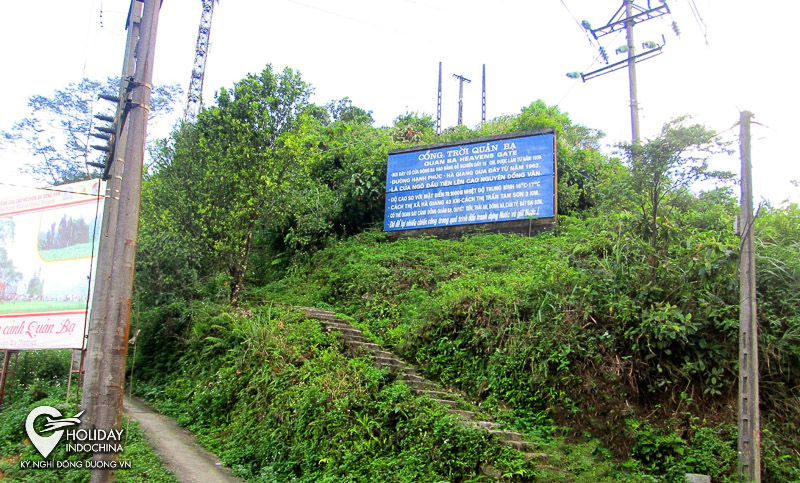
123 395 241 483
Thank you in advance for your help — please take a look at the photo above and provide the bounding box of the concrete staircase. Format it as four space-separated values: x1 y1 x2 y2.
298 306 546 458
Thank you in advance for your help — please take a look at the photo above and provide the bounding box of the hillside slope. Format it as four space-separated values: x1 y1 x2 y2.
135 207 800 481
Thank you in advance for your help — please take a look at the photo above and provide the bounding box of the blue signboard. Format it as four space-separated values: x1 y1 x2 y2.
384 131 555 231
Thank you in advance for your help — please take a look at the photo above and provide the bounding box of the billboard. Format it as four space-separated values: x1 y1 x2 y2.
0 179 104 350
384 130 556 232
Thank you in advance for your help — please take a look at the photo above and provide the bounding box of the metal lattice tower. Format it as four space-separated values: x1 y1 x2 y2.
184 0 218 123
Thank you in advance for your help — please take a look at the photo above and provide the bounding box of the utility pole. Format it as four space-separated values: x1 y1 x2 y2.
737 110 761 482
624 0 640 142
481 64 487 125
453 73 471 126
436 62 442 134
81 0 162 481
184 0 219 122
572 0 671 144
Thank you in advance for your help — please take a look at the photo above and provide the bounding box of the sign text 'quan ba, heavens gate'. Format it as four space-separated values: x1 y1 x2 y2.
384 130 556 232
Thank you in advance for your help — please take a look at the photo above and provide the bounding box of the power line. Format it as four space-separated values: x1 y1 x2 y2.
0 181 108 197
567 0 672 144
559 0 597 47
557 30 624 108
686 0 709 45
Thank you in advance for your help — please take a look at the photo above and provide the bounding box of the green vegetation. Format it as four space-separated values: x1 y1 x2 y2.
0 352 176 482
39 242 94 261
124 63 799 481
7 64 798 481
0 77 182 185
0 300 85 313
134 305 555 481
39 243 92 261
247 207 799 481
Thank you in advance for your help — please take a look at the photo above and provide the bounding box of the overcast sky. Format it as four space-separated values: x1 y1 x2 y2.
1 0 798 204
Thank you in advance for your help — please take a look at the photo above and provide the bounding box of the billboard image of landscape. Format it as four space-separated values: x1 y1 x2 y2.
0 179 104 350
384 130 556 232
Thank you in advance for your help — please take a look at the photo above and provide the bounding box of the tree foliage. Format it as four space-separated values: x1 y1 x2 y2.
1 77 181 185
140 65 312 302
0 219 21 286
126 62 800 480
619 116 733 273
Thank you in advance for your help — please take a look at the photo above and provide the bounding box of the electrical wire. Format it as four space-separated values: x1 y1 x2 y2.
0 181 109 197
559 0 597 47
555 30 624 108
686 0 709 45
82 180 104 348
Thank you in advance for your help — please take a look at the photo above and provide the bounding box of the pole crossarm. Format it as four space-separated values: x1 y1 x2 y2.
591 3 670 39
581 45 663 81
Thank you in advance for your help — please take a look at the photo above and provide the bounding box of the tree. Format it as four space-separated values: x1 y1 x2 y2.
325 97 373 125
26 269 44 299
392 112 436 143
140 65 312 302
1 77 181 185
0 219 22 289
619 116 733 275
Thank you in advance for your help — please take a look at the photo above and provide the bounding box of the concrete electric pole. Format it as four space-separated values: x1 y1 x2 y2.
81 0 162 481
436 62 442 134
452 73 471 126
624 0 640 142
737 110 761 482
572 0 671 144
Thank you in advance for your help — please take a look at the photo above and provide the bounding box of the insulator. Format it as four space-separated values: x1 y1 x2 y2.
94 114 115 123
90 132 112 141
91 144 112 152
99 93 120 103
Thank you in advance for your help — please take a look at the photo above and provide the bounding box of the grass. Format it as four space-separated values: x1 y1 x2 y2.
38 242 94 260
0 379 177 483
0 300 85 313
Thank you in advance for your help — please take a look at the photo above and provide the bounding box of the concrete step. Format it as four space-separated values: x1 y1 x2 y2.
341 334 367 343
347 341 381 351
522 452 550 460
501 440 535 451
413 389 455 400
371 350 396 358
324 327 362 337
304 307 553 457
448 409 477 420
428 398 459 408
401 373 434 384
373 356 406 367
463 420 496 430
488 430 524 442
321 321 355 330
402 380 439 391
298 307 336 319
325 326 362 335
